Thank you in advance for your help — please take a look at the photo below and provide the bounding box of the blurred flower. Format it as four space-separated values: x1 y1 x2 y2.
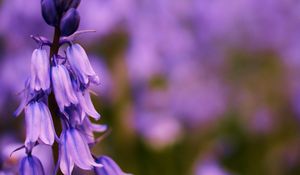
94 156 130 175
195 159 231 175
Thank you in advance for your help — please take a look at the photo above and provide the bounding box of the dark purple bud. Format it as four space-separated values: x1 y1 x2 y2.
55 0 72 13
60 8 80 36
41 0 58 26
69 0 81 9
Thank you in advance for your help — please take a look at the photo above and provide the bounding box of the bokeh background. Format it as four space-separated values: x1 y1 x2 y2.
1 0 300 175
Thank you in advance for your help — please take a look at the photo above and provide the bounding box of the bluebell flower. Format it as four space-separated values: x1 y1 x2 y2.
51 64 78 112
66 43 99 85
77 89 101 120
25 101 55 145
19 154 45 175
94 156 129 175
59 128 102 175
30 48 50 91
79 118 107 144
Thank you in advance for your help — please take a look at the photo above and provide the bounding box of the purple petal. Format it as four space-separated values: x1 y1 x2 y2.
25 103 41 144
95 156 128 175
19 155 45 175
52 65 78 111
65 128 102 170
59 131 74 175
67 43 98 84
77 90 100 120
30 49 50 91
39 102 55 145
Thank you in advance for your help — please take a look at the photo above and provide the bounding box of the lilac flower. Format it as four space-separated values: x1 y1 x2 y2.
30 48 50 91
24 101 55 145
77 89 101 120
10 1 127 174
66 43 99 85
59 128 102 175
51 64 78 112
195 159 231 175
94 156 129 175
19 154 45 175
79 118 107 144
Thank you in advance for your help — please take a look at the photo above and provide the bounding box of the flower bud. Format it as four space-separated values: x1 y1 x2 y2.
69 0 81 9
60 8 80 36
41 0 58 26
55 0 72 13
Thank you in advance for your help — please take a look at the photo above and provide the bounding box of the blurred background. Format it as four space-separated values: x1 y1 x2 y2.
0 0 300 175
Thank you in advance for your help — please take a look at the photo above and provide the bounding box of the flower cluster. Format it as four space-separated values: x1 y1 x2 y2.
14 0 127 174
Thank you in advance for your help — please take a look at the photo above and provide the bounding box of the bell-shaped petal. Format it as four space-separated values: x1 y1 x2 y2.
52 64 78 112
59 131 74 175
65 128 102 169
79 118 107 144
30 48 50 91
95 156 129 175
39 102 55 145
25 102 41 145
19 155 45 175
25 102 55 145
66 44 99 85
77 90 100 120
59 128 102 174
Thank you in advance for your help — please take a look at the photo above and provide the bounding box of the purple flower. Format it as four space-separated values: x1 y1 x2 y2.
51 64 78 112
79 118 107 144
59 128 102 175
19 154 45 175
94 156 129 175
77 89 101 120
66 43 99 85
25 101 55 145
30 48 50 91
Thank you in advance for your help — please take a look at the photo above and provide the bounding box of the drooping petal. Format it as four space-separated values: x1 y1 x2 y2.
19 155 45 175
66 43 99 85
95 156 129 175
30 49 50 91
39 102 55 145
79 118 107 144
25 102 41 145
58 65 78 105
65 128 102 170
59 131 74 175
77 90 100 120
52 64 78 111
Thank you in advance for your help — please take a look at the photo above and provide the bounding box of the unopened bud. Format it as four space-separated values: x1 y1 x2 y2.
60 8 80 36
41 0 58 26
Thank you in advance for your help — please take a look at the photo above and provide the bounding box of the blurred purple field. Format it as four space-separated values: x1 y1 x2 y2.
0 0 300 175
